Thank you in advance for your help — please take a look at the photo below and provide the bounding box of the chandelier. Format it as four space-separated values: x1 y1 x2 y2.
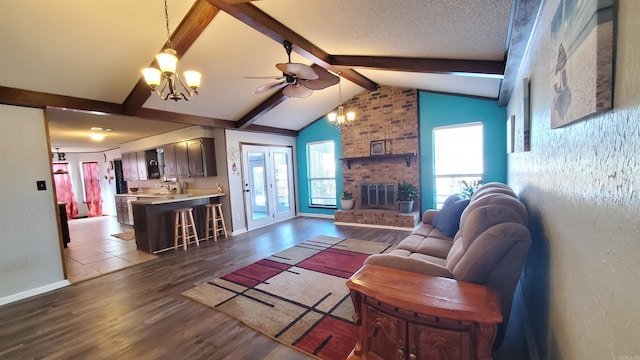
142 0 201 101
327 73 355 130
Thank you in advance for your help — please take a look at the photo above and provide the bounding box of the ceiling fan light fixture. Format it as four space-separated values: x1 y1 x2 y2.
141 0 200 101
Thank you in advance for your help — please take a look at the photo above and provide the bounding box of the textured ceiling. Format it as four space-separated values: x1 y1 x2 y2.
0 0 515 152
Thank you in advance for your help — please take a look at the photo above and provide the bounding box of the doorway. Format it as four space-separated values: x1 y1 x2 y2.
241 144 295 230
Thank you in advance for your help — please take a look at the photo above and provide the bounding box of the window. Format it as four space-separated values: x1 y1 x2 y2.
433 123 483 209
307 141 336 207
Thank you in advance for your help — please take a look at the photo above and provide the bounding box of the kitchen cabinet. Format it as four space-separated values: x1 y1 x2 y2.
175 141 190 179
162 143 177 178
122 153 132 180
122 150 159 181
136 151 148 180
115 196 132 225
346 265 502 360
175 138 216 179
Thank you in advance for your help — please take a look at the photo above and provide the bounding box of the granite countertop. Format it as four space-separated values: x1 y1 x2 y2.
131 193 225 205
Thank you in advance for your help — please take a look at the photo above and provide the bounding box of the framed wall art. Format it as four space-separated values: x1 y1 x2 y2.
370 140 386 156
550 0 614 128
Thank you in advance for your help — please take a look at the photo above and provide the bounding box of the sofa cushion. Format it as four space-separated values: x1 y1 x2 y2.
396 231 453 259
364 253 453 278
432 194 470 238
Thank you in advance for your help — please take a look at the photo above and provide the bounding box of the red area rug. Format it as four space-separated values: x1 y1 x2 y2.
182 235 392 360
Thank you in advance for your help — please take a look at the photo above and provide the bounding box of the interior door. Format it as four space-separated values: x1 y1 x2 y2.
242 145 295 230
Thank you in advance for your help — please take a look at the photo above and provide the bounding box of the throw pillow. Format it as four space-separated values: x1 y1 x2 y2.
432 194 470 238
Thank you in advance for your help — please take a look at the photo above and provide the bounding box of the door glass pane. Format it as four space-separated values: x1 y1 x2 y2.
248 152 268 220
273 152 290 213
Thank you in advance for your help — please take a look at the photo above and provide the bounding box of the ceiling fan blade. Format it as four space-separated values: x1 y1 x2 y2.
256 81 287 94
276 63 319 80
245 76 286 80
283 84 313 98
300 64 340 90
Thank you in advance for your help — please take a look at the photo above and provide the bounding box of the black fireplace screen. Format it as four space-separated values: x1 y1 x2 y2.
360 183 396 209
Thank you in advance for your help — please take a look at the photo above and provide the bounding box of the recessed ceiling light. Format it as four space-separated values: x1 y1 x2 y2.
90 127 103 131
89 133 106 141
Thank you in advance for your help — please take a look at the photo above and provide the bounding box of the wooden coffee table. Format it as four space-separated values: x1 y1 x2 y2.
346 264 502 360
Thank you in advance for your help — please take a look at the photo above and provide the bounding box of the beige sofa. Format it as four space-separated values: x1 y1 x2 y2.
364 182 531 345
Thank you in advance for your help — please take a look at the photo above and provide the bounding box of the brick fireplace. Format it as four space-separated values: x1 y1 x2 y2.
334 86 421 229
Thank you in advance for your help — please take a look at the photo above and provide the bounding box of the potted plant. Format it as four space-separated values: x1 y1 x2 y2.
340 190 355 210
396 181 419 213
459 180 483 199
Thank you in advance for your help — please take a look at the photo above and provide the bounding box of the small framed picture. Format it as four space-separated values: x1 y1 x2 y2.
370 140 386 156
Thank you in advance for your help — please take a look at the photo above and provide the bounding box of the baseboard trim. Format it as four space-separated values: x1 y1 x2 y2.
297 212 335 219
334 221 417 231
0 280 70 307
231 228 248 236
516 285 540 360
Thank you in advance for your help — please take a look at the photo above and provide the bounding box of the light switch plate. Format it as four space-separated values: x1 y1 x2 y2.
37 180 46 191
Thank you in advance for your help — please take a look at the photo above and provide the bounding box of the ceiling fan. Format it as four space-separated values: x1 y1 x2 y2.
248 40 339 98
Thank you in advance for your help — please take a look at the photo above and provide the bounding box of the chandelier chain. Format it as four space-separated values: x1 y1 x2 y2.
163 0 173 48
338 72 343 103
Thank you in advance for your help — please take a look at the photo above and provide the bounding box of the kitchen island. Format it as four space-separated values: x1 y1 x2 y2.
131 193 225 253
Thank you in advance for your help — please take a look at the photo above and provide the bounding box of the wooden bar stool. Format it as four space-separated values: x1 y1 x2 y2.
174 208 199 250
205 203 228 241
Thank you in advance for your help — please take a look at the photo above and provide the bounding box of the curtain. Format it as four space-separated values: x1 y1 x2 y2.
52 163 79 218
82 162 103 217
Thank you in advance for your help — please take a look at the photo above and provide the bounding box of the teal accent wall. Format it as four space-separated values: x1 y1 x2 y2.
296 116 342 215
419 91 507 211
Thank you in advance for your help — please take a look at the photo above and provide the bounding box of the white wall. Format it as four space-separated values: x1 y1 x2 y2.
507 1 640 358
224 130 297 233
0 105 67 304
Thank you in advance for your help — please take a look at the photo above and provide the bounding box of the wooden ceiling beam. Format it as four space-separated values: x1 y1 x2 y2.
330 55 505 77
122 0 221 116
235 91 288 129
0 86 123 114
244 124 298 136
205 0 378 91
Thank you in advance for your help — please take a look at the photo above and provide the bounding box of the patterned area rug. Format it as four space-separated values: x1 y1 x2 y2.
182 235 393 360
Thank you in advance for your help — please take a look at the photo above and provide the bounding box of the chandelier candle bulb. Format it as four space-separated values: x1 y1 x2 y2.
142 68 161 88
183 71 202 89
156 50 178 75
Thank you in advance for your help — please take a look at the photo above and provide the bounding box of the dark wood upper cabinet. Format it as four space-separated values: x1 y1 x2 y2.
162 143 177 178
200 137 217 177
122 137 216 181
175 141 190 179
187 139 204 177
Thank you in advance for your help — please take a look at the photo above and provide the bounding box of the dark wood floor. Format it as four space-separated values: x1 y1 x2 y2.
0 217 528 359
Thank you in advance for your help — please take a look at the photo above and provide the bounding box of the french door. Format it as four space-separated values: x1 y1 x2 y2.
241 145 295 230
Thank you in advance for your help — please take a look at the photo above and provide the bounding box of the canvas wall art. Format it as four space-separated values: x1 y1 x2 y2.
550 0 614 128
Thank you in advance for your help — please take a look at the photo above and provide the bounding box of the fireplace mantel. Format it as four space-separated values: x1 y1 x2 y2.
340 152 417 169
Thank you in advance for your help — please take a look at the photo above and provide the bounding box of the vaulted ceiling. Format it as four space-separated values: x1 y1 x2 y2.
0 0 540 152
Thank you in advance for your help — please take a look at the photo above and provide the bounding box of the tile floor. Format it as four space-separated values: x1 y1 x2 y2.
63 216 157 283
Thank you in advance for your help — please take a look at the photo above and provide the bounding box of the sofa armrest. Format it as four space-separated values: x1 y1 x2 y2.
364 254 453 278
422 209 438 224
